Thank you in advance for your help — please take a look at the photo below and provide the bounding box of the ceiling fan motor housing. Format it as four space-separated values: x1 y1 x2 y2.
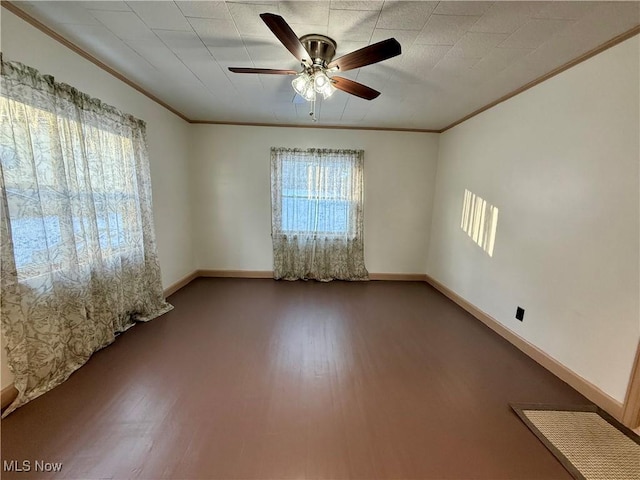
299 34 337 69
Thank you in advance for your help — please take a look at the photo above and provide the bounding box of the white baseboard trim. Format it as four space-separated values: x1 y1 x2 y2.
424 274 624 420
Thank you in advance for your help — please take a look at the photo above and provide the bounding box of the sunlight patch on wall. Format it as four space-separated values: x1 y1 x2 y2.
461 189 499 257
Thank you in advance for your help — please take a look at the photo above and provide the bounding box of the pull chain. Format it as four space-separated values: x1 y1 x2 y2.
309 97 317 122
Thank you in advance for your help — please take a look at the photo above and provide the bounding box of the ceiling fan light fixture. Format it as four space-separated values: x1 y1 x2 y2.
292 73 316 101
311 71 335 99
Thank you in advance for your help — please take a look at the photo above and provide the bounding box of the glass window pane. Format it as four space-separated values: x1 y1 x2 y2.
278 156 353 234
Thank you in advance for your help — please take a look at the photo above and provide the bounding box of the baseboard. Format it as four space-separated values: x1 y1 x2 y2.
1 384 18 410
197 269 274 279
369 273 427 282
369 273 428 281
163 270 199 297
164 270 432 295
622 340 640 428
196 270 427 281
424 274 624 421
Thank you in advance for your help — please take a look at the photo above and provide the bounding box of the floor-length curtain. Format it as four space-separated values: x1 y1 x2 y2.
271 148 368 281
0 58 172 416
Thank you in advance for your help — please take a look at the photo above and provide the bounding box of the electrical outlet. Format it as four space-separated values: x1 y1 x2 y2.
516 307 525 321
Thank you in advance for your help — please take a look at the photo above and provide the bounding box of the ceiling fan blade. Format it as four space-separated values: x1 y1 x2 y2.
228 67 298 75
331 76 380 100
260 13 312 64
328 38 401 72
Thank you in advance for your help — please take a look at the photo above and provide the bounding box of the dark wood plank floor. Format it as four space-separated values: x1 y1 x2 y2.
1 278 588 479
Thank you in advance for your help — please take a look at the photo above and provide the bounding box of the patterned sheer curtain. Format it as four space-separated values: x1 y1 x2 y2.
0 58 172 416
271 148 368 281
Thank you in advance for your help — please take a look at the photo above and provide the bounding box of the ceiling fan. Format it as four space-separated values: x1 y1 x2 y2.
228 13 402 104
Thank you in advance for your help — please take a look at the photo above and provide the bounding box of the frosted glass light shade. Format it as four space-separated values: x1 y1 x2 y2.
292 74 309 95
313 72 335 99
292 73 316 101
314 72 329 89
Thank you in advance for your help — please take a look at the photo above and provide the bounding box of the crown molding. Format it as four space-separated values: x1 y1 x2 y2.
189 119 441 133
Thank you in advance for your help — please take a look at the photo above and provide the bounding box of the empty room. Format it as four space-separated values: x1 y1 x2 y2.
1 1 639 479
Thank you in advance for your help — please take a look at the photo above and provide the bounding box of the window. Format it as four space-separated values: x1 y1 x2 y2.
272 148 363 237
270 147 367 280
280 158 351 234
1 97 142 279
461 189 499 256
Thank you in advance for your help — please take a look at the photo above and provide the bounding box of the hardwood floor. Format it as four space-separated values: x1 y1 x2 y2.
1 278 588 479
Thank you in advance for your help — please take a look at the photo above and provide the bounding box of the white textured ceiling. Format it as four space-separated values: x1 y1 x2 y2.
10 1 640 129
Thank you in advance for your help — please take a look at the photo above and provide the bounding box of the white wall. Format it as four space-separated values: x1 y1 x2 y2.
190 125 439 274
427 37 640 403
1 11 196 389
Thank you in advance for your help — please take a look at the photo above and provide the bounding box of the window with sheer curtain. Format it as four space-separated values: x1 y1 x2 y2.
0 58 171 416
270 147 368 281
4 105 139 280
